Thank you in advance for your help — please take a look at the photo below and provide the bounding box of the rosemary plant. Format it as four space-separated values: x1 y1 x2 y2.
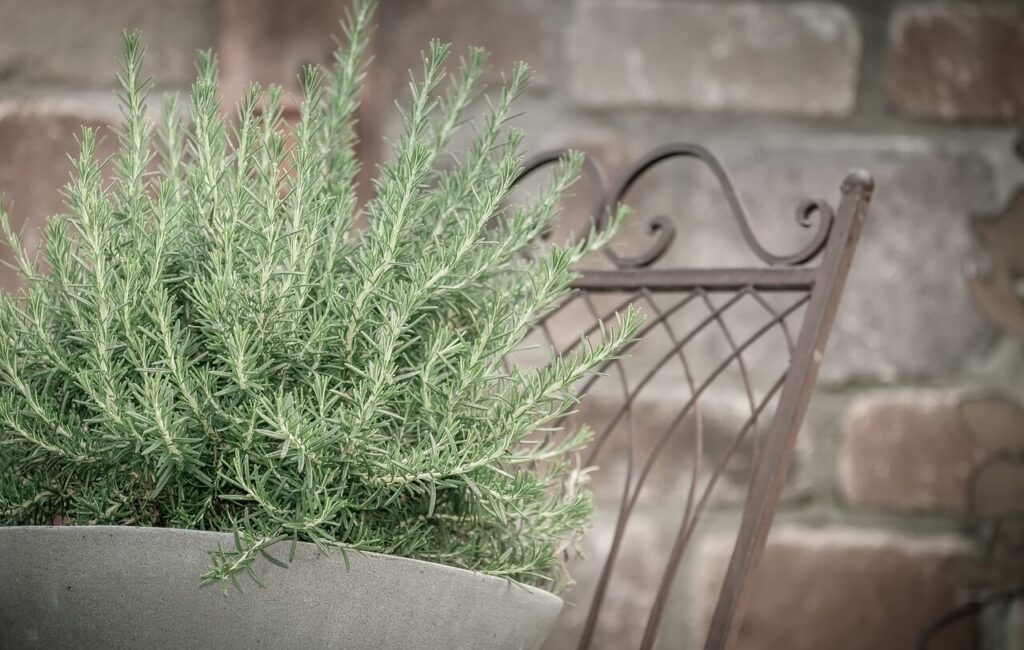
0 0 641 591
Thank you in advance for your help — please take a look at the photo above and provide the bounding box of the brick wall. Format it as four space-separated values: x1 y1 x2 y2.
1 1 1022 648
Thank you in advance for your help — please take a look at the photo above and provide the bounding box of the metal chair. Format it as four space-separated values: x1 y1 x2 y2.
514 144 874 649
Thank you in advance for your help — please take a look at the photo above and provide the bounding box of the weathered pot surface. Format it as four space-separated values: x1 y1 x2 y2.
0 526 563 649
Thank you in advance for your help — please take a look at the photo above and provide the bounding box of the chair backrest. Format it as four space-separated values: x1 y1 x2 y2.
512 144 873 650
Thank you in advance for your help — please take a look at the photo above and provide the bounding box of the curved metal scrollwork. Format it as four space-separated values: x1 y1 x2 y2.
517 143 836 268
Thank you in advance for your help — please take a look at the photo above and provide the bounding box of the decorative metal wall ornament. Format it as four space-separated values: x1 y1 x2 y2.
513 145 873 650
965 131 1024 338
921 133 1024 649
917 394 1024 650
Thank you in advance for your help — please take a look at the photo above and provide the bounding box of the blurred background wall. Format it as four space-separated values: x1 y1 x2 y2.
0 1 1022 648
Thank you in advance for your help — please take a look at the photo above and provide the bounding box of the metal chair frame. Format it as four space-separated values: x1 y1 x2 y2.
515 144 874 650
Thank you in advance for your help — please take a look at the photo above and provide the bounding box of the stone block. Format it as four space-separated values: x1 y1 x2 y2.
378 0 557 91
567 2 861 115
888 4 1024 122
218 0 352 110
0 0 216 89
838 390 981 514
693 526 976 650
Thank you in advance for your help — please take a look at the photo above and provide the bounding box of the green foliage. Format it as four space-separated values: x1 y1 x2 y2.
0 0 641 591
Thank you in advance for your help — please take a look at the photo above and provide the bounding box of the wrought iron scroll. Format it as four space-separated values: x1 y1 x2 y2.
516 144 835 270
514 145 873 650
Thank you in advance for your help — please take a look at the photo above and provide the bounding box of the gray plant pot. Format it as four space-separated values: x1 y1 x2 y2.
0 526 563 649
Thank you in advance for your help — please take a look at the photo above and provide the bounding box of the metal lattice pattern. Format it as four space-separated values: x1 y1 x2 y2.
511 145 874 650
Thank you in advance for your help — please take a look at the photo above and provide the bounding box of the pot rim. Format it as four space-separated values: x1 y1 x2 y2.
0 524 564 606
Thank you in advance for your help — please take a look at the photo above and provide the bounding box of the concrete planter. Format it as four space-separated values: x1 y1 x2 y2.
0 526 562 649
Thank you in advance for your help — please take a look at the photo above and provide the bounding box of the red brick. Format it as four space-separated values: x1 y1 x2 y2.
838 390 983 514
218 0 380 203
218 0 351 111
0 106 118 292
693 527 976 650
568 3 861 115
377 0 557 91
888 4 1024 122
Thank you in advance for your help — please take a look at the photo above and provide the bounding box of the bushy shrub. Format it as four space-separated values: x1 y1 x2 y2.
0 0 640 590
